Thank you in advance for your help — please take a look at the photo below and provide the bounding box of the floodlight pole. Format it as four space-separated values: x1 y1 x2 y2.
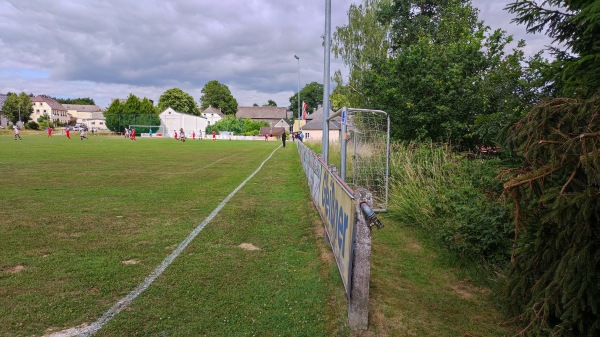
294 55 300 132
322 0 331 163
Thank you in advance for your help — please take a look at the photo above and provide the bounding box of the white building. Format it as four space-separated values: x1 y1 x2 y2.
159 107 208 138
299 106 340 142
30 96 69 125
0 94 8 127
63 104 107 130
201 105 224 126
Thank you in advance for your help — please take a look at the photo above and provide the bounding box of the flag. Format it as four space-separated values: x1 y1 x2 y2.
302 102 307 120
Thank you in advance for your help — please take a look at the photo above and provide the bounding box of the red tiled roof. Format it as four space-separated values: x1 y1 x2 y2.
31 96 67 111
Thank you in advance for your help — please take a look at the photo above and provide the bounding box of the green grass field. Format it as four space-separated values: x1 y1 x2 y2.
0 132 518 336
0 134 348 336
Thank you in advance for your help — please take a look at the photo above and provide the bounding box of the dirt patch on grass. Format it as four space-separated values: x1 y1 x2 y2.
450 279 488 301
405 240 422 252
363 300 389 337
121 259 140 265
314 223 334 264
238 243 260 251
3 265 25 273
43 323 89 337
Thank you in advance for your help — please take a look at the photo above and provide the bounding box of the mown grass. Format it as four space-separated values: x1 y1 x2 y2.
1 133 520 336
0 134 347 336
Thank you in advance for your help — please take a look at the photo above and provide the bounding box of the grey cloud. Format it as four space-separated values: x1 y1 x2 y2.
1 0 558 108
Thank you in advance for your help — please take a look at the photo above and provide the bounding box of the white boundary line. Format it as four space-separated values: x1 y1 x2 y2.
48 146 281 337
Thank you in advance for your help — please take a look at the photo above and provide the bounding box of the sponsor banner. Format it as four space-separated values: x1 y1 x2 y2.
297 143 356 295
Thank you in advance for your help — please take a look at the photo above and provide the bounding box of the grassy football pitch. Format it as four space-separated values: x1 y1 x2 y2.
1 133 521 336
0 134 348 336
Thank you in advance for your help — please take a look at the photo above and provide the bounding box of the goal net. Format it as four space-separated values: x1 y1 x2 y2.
128 125 168 136
328 108 390 212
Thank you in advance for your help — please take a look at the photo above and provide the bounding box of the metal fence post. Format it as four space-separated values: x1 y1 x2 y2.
348 187 373 329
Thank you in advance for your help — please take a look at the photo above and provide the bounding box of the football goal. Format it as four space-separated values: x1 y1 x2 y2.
128 125 169 136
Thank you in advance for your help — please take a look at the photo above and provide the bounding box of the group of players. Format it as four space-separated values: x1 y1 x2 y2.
12 125 88 140
123 128 137 141
11 124 218 142
173 129 218 142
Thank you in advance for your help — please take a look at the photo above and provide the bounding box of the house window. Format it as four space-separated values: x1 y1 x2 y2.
92 122 96 125
43 110 46 113
305 133 310 139
36 109 39 113
208 121 211 125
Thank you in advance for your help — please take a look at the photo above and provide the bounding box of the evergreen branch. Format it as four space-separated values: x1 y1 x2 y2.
510 189 522 265
577 131 600 139
537 140 563 145
512 302 545 337
550 127 571 141
504 163 561 190
560 164 579 195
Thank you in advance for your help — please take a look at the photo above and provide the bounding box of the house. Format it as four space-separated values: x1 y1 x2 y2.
298 105 340 142
201 105 225 126
292 109 316 132
30 96 69 125
63 104 107 130
259 126 286 137
236 106 292 130
0 94 7 127
159 107 208 138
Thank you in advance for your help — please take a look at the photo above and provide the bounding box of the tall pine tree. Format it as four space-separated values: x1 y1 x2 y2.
504 1 600 335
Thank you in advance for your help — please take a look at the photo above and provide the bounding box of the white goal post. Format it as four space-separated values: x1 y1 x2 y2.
127 125 169 137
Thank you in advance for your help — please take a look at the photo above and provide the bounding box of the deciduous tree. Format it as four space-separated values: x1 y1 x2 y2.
1 92 33 124
157 88 199 115
199 80 238 115
55 97 95 105
332 0 391 108
289 82 324 117
263 100 277 107
334 0 544 148
103 94 159 132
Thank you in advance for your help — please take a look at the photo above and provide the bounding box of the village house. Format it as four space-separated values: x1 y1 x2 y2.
30 96 69 125
298 105 340 142
236 106 292 132
201 105 225 126
63 104 107 130
0 94 8 127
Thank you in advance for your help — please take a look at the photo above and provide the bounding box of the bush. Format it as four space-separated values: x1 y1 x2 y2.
25 121 39 130
389 142 513 263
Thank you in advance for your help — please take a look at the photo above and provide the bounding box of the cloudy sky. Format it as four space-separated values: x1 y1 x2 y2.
0 0 554 109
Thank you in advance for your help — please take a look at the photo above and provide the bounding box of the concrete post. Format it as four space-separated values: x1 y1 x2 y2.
348 188 372 329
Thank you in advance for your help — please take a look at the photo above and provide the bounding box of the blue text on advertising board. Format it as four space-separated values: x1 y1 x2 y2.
321 173 350 264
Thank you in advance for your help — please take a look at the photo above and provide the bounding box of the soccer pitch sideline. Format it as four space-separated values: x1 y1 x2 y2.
0 134 349 336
